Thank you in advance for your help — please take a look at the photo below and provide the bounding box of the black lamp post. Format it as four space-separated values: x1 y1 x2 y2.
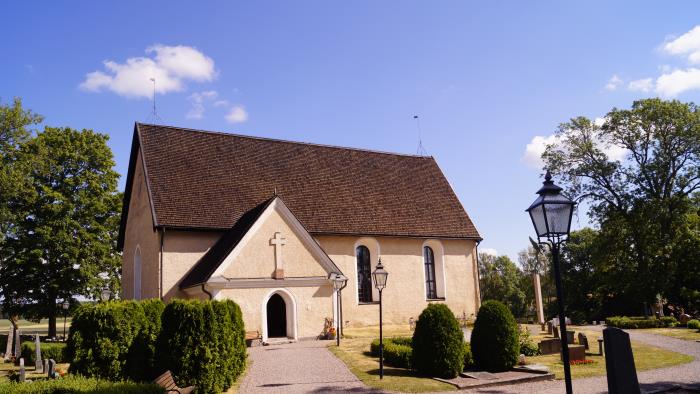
526 170 575 394
330 272 348 346
62 300 70 341
371 258 388 379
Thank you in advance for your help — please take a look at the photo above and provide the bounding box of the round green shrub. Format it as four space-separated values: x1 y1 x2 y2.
20 341 67 364
463 343 473 369
687 319 700 330
470 300 519 372
411 304 465 378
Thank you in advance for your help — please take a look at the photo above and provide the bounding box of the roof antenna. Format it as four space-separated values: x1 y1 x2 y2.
274 187 277 196
145 77 162 124
414 115 427 156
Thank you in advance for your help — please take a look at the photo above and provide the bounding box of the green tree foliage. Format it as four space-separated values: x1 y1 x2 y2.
542 98 700 315
156 299 246 394
478 253 527 317
0 126 122 336
470 300 519 372
411 303 464 378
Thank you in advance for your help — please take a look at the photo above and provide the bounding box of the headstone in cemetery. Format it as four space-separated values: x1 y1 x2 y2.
552 317 571 326
547 321 553 335
19 358 25 382
679 314 691 325
604 327 640 394
566 330 575 344
34 334 43 372
3 325 14 360
592 320 597 325
553 326 559 338
563 344 586 361
578 332 589 350
541 322 546 332
43 359 49 375
48 359 56 379
598 337 604 355
538 338 562 355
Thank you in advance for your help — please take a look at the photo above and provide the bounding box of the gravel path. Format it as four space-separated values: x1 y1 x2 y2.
238 340 371 393
460 325 700 393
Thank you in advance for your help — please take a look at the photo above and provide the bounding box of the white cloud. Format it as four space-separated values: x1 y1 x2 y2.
186 90 218 119
662 26 700 63
522 135 558 169
480 248 498 257
80 45 216 98
225 106 248 123
605 74 623 91
656 68 700 97
628 78 654 92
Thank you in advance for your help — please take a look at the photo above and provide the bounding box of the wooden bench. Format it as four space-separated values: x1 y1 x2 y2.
153 370 195 394
246 330 262 347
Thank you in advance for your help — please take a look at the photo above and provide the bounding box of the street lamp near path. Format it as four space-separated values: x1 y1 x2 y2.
526 170 576 394
62 300 70 341
330 272 348 346
371 258 388 379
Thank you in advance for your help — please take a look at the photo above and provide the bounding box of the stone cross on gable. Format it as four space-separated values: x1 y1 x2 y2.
270 232 286 279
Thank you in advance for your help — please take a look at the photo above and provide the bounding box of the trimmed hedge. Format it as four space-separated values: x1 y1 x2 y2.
20 341 67 364
687 319 700 330
463 343 473 369
412 304 464 378
0 375 164 394
370 337 413 369
125 299 165 382
606 316 678 329
471 300 519 372
155 299 246 394
66 300 154 381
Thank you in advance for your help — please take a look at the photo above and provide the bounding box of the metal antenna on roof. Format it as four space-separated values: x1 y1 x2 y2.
145 77 163 124
414 115 427 156
274 187 277 196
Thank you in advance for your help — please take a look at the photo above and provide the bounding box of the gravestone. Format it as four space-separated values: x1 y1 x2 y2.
563 344 586 361
538 338 561 355
48 359 56 379
578 332 589 350
34 334 43 372
43 359 49 375
19 358 25 382
566 330 575 344
679 314 691 325
603 327 640 394
3 325 14 360
547 321 553 335
553 326 559 338
597 337 604 355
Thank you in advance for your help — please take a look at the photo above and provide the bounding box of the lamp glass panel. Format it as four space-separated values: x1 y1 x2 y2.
543 194 574 234
528 204 548 237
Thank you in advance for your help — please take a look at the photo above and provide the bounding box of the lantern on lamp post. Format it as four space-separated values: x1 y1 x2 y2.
371 258 388 379
330 272 348 346
526 170 576 394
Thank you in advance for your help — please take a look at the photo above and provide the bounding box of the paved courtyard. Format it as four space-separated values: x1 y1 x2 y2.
238 340 373 393
239 327 699 393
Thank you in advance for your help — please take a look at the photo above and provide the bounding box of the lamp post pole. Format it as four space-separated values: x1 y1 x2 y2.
551 241 573 394
62 301 69 341
371 259 388 380
330 273 348 346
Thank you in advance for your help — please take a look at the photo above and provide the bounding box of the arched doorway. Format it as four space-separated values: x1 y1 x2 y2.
266 293 287 338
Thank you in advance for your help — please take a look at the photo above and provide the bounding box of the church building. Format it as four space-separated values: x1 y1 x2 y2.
119 123 482 342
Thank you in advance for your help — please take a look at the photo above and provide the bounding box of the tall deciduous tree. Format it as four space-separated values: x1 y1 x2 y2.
478 253 527 317
543 98 700 313
1 127 121 337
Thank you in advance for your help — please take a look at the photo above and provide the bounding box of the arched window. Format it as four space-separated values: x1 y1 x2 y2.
424 246 437 299
356 245 373 303
134 246 142 300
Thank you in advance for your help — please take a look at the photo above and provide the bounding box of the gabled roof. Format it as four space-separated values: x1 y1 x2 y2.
179 196 342 289
118 123 481 249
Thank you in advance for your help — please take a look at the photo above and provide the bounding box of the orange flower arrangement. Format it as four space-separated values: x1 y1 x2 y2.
570 359 596 365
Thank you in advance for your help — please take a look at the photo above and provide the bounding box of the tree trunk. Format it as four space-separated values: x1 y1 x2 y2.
48 313 57 338
8 316 19 330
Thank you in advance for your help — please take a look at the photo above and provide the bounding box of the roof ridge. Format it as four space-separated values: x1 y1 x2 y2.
135 122 432 159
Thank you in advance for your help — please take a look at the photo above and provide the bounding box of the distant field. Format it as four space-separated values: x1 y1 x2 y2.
0 318 72 336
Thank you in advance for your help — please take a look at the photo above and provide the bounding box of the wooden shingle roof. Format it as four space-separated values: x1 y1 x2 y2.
118 123 480 249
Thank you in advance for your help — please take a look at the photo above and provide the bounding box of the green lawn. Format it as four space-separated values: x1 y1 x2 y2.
0 319 72 337
636 327 700 341
528 328 694 379
329 324 455 393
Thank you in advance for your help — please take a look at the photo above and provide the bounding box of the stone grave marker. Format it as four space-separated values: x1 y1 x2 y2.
597 337 604 355
48 359 56 379
19 358 25 382
563 344 586 361
603 327 640 394
43 359 49 375
578 332 589 350
547 321 553 335
3 325 14 360
34 334 43 372
538 338 561 355
553 326 559 338
565 330 575 344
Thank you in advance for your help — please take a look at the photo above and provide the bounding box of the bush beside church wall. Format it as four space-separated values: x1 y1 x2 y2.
65 298 246 394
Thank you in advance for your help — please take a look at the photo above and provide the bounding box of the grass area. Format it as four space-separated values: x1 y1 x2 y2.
527 327 694 380
329 324 455 393
637 327 700 341
0 360 70 380
0 319 72 336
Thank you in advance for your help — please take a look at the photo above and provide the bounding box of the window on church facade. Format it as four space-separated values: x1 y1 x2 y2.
424 246 438 299
356 245 373 303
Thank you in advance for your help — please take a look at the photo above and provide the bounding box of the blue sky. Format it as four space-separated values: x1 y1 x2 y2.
3 1 700 262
